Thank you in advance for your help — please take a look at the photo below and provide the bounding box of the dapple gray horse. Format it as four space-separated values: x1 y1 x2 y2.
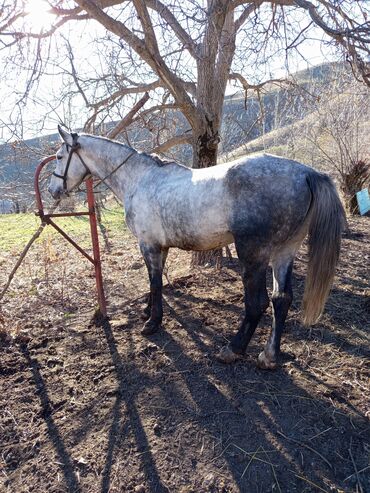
49 126 345 369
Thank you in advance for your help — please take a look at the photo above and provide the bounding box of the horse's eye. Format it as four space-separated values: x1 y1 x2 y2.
56 154 62 160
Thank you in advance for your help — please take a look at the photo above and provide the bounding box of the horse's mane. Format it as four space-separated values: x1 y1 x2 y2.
145 153 177 167
83 133 178 168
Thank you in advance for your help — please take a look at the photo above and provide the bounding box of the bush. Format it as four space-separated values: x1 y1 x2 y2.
340 159 369 215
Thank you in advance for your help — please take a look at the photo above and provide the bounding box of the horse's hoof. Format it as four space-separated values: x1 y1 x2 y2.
216 346 242 364
257 351 277 370
141 320 161 336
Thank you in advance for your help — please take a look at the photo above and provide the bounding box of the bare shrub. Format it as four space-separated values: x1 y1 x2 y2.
302 78 370 214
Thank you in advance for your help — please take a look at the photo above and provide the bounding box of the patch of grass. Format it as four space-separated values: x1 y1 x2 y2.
0 206 127 253
265 145 290 156
0 214 41 252
98 206 126 233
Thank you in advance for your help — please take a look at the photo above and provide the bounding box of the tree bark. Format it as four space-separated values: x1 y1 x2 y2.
191 122 223 266
193 125 219 169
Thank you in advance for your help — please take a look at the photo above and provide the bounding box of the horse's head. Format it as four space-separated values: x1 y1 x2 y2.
48 126 91 199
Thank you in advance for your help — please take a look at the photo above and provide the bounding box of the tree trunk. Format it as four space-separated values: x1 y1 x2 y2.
189 6 235 267
191 123 223 267
192 123 220 169
347 194 360 215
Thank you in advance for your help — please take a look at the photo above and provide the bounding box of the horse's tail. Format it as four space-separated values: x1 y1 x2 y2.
302 172 346 326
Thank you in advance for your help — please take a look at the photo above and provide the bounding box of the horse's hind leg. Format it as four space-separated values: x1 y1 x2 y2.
217 252 269 364
257 256 294 369
140 243 168 335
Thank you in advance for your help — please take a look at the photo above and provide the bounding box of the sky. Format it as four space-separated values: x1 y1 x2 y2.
0 0 339 144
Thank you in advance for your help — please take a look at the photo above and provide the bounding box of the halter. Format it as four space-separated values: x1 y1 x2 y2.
53 132 136 193
52 133 91 193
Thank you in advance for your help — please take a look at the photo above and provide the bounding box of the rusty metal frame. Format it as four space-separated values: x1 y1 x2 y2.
34 155 107 317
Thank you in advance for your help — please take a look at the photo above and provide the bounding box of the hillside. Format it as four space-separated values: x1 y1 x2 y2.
220 61 349 153
222 113 370 164
222 89 370 173
0 61 355 210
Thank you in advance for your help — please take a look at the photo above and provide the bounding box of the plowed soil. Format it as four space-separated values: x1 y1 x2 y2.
1 213 369 493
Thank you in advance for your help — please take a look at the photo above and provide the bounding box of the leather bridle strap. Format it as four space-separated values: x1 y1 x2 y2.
52 133 91 192
53 133 136 193
93 150 136 190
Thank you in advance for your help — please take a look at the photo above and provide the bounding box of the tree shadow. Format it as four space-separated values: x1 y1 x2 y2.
12 258 368 493
95 283 369 493
98 317 169 493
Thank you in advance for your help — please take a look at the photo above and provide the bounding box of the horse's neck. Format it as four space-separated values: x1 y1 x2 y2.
81 136 147 200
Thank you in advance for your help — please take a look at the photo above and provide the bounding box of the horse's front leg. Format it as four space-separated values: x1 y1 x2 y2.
140 242 168 335
142 248 168 321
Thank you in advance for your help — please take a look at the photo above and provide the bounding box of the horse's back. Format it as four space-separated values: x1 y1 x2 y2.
225 154 313 247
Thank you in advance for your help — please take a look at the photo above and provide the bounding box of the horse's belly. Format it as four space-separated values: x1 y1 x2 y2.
130 187 233 250
170 230 234 251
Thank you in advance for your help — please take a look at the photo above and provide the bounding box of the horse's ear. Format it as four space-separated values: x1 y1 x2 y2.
58 125 73 146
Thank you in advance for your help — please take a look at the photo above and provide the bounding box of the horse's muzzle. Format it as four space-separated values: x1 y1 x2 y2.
48 186 64 200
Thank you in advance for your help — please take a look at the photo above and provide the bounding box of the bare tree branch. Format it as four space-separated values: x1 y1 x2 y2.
235 1 264 31
145 0 198 58
294 0 370 86
151 131 192 154
74 0 199 127
106 91 150 139
295 0 370 41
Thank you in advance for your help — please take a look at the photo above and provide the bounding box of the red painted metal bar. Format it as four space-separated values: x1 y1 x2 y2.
34 155 107 317
46 217 95 264
86 178 107 317
47 211 90 218
34 155 56 215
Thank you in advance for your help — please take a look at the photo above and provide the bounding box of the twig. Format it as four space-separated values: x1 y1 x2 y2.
293 472 329 492
277 431 332 469
309 427 332 440
0 201 60 301
349 440 364 493
261 444 282 493
344 465 370 482
265 384 281 408
230 444 278 469
241 445 261 479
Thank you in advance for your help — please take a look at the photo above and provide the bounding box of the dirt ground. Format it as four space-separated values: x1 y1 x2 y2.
0 213 369 493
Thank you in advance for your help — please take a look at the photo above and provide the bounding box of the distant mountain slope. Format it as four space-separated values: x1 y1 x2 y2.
220 61 348 155
222 87 370 176
0 61 354 208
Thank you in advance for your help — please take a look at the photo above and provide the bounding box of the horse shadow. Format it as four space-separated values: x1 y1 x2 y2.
176 257 369 360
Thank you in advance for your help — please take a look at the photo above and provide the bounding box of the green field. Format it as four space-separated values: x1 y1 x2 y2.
0 206 126 253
